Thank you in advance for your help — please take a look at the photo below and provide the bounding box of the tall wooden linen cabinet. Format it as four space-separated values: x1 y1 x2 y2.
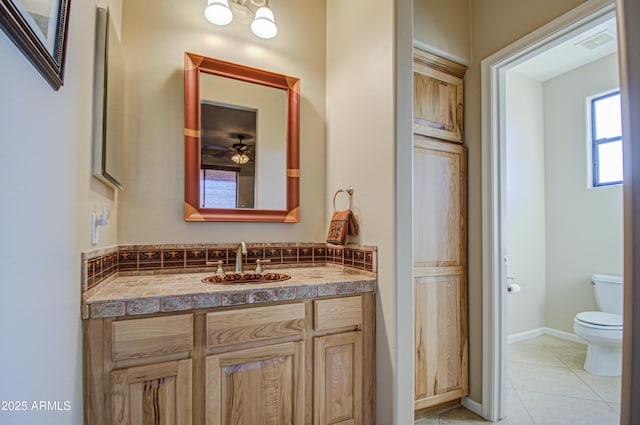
412 48 468 416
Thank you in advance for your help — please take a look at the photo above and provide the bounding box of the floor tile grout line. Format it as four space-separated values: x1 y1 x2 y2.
605 401 620 415
547 346 589 370
507 358 579 370
548 347 580 370
546 346 570 369
568 367 613 403
510 382 539 425
514 387 612 403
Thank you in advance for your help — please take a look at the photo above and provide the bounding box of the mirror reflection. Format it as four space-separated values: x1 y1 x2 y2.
199 73 286 210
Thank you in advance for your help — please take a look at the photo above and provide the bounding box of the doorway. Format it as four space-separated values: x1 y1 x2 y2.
480 0 619 421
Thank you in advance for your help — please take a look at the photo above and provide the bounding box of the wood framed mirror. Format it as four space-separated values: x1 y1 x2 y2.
184 52 300 222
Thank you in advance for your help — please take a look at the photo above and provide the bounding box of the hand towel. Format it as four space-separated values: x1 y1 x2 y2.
326 210 359 245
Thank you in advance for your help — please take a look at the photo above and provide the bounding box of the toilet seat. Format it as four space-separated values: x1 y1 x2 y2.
575 311 622 330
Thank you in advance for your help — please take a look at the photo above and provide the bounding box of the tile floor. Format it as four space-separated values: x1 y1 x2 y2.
415 335 621 425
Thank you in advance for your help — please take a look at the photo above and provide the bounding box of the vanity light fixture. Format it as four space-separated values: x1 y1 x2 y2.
204 0 233 25
204 0 278 39
250 5 278 39
231 152 250 164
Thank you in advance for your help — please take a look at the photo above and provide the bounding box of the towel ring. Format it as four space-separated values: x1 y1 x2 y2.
333 187 354 210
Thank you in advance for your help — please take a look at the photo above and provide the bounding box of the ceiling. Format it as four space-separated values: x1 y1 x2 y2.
512 17 617 82
200 102 256 173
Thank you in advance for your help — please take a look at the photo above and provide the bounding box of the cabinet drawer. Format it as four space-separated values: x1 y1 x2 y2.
112 314 193 361
314 296 362 331
206 303 305 348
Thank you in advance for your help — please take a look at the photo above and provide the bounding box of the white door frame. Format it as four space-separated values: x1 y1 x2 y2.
480 0 616 420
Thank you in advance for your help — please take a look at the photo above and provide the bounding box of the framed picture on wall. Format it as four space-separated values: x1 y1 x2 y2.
0 0 71 90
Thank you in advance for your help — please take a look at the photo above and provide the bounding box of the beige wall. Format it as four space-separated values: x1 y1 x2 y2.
326 0 397 421
544 53 622 333
466 0 586 402
413 0 471 65
505 71 547 336
0 0 118 423
117 0 326 243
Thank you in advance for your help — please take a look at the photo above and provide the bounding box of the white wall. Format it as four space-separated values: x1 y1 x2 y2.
0 0 118 423
326 0 397 421
544 53 622 333
505 71 547 335
117 0 326 243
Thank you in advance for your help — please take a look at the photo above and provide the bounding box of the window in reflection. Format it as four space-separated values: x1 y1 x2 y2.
201 167 240 208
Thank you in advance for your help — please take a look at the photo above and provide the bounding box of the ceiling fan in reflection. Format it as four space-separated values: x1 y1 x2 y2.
202 134 254 165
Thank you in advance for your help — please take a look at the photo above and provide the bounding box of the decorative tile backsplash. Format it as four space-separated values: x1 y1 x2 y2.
82 243 376 293
86 251 118 289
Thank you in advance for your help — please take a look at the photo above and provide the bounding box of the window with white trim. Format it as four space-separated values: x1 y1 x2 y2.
591 91 623 187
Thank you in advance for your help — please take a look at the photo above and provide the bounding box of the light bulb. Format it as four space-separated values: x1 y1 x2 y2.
251 6 278 39
205 0 233 26
231 153 250 164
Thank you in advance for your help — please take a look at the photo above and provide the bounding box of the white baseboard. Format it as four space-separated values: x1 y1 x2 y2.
508 327 587 345
543 327 587 345
462 397 483 417
507 327 546 344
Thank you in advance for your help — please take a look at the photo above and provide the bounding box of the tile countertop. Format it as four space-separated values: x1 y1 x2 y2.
82 265 376 319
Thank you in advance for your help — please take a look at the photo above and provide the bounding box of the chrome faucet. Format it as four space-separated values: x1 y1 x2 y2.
235 241 247 273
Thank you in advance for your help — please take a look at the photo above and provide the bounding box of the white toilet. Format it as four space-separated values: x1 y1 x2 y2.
573 273 623 376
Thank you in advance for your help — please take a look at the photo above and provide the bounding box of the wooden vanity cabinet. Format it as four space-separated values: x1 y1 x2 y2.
83 294 375 425
204 303 306 425
84 313 195 425
413 48 468 416
314 331 363 425
313 297 365 425
111 359 193 425
206 341 305 425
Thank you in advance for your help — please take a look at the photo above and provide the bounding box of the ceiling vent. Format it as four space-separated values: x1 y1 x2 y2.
576 30 615 50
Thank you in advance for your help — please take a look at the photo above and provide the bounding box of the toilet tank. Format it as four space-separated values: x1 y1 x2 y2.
592 273 623 315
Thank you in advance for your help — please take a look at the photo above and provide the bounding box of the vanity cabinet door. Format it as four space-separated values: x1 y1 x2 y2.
314 331 363 425
205 341 305 425
111 359 192 425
